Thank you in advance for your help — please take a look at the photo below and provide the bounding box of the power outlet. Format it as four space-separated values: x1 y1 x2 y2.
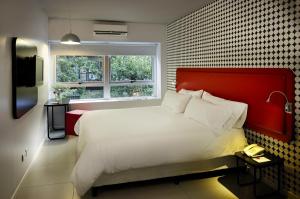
21 148 28 163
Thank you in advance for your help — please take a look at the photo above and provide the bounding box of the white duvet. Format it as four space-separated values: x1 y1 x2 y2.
71 106 247 196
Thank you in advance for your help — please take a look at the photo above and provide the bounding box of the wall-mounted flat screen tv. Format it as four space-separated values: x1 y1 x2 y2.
12 37 38 119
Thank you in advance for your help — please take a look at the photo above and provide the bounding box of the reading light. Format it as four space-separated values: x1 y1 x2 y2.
266 91 293 114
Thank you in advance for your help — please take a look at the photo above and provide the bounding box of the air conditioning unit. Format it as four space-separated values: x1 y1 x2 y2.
93 23 128 36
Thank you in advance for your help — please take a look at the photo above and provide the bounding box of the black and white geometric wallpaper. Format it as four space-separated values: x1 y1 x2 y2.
167 0 300 196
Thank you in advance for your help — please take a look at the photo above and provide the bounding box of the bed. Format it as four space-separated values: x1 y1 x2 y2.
72 106 247 196
71 68 294 196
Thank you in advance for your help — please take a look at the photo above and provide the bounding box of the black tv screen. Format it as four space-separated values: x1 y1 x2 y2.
12 38 38 119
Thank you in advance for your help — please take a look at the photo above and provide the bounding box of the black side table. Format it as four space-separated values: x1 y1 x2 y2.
44 99 70 140
235 151 283 197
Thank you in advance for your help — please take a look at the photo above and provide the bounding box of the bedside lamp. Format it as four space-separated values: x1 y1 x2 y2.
266 91 293 114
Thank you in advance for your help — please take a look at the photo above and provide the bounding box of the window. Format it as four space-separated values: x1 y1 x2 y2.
55 55 157 100
109 55 155 98
110 85 154 98
56 56 103 83
56 56 104 99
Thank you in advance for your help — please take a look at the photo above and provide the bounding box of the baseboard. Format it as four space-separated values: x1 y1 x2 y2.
10 139 45 199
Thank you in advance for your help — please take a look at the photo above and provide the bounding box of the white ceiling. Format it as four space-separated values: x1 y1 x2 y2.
38 0 214 24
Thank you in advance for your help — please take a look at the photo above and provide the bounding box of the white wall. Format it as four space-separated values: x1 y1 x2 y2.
48 19 166 110
0 1 49 198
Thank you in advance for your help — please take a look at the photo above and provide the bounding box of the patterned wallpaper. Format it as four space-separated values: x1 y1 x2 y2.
167 0 300 196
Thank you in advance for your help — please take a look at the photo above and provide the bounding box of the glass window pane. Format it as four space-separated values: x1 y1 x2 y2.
110 85 153 98
57 87 103 99
110 56 153 82
56 56 103 83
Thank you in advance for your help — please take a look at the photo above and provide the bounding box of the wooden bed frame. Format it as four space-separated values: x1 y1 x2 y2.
90 67 295 197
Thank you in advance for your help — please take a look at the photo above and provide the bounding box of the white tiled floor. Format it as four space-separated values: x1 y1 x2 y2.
14 136 283 199
15 137 77 199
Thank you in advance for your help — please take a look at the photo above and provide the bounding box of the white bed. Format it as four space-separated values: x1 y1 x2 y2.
71 106 247 196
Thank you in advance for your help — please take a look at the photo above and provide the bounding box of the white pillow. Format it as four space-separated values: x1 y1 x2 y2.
184 97 235 136
161 90 191 113
202 92 248 128
179 89 203 98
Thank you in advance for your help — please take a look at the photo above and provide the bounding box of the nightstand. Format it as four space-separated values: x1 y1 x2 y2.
235 151 283 197
44 99 70 140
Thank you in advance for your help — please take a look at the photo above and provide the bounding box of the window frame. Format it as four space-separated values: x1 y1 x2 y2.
54 55 157 100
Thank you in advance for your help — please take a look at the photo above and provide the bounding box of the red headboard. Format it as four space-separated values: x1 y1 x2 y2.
176 68 295 142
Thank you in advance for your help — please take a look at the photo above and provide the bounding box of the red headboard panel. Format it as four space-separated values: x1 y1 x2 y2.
176 68 295 142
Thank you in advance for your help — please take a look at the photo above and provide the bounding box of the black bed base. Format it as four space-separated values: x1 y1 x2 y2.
90 167 238 197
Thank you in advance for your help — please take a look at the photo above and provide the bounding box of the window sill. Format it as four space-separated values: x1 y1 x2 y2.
69 96 161 104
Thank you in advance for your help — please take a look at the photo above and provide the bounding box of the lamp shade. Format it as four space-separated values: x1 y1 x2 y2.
60 33 80 45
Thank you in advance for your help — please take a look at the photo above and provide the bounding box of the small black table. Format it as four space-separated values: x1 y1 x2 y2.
44 99 70 140
235 151 283 197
